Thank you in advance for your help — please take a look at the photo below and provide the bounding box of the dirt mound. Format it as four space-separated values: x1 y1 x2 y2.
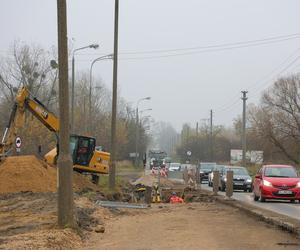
0 155 100 193
0 228 82 250
131 175 174 187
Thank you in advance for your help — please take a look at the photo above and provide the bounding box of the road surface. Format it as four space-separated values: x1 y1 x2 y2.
202 183 300 220
86 202 300 250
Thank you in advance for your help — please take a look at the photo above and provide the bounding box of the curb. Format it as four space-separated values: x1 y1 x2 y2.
201 189 300 238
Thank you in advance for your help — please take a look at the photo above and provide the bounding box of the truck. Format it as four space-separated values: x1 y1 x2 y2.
0 86 109 183
148 149 167 169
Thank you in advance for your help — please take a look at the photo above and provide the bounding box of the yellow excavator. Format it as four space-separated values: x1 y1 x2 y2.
0 86 109 183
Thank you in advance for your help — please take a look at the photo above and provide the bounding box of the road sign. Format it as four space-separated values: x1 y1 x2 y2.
15 137 22 148
187 151 192 156
129 152 139 158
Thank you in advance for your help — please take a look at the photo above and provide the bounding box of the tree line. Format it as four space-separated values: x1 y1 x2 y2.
175 74 300 165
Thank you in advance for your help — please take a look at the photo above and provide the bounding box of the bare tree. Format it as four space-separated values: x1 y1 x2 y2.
247 74 300 164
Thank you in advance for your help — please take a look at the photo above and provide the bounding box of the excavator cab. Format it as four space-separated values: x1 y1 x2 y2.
70 135 95 167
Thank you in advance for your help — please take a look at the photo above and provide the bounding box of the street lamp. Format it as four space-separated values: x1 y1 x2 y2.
135 97 151 166
71 43 99 132
89 54 113 134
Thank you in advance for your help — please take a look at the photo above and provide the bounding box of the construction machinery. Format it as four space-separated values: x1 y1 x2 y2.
0 86 109 183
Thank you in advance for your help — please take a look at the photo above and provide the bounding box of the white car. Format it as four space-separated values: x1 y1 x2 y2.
168 163 181 171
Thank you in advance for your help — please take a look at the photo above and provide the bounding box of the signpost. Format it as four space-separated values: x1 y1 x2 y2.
186 151 191 164
15 136 21 154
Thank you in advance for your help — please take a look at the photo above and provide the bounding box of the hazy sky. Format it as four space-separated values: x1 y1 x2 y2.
1 0 300 131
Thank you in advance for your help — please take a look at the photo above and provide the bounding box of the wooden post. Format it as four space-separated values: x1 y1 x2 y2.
57 0 74 228
213 171 219 195
226 170 233 198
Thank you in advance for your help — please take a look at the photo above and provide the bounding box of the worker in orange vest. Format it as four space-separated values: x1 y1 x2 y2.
169 192 184 204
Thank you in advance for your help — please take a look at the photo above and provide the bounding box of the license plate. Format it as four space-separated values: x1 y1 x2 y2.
234 182 243 186
278 190 292 194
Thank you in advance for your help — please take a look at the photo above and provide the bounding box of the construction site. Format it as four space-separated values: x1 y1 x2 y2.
2 1 300 249
0 155 300 249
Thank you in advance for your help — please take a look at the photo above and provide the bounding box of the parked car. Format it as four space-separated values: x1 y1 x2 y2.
208 165 224 187
199 162 216 183
219 166 252 192
253 165 300 202
168 162 181 172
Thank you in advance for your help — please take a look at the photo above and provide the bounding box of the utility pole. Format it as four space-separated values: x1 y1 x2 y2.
109 0 119 189
135 107 139 166
241 91 248 168
71 56 75 132
56 0 74 227
196 122 199 137
210 109 213 162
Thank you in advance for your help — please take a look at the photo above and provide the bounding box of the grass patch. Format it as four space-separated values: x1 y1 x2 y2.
116 160 143 173
98 175 127 193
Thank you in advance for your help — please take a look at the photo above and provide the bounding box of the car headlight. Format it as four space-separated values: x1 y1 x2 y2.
246 179 252 183
223 177 227 182
296 182 300 187
263 180 272 187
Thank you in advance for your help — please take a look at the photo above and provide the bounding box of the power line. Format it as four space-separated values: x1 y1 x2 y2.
215 47 300 113
76 32 300 58
121 33 300 55
106 37 300 61
247 48 300 94
215 98 241 113
75 35 300 62
250 55 300 98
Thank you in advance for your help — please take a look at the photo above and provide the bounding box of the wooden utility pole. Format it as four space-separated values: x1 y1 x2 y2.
56 0 74 227
210 109 213 161
109 0 119 189
241 91 248 168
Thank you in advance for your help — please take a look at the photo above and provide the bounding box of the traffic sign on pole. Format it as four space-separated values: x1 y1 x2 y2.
15 137 22 148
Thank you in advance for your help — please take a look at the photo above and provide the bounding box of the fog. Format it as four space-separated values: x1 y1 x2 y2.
1 0 300 130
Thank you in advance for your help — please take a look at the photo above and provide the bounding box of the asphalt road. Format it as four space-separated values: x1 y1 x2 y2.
201 182 300 220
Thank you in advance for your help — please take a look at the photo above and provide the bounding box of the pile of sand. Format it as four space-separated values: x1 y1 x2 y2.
131 175 174 187
0 155 100 194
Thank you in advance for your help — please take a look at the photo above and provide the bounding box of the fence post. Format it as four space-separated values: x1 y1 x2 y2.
213 171 219 195
226 170 233 198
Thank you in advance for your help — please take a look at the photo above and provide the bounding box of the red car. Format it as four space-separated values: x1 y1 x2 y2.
253 165 300 202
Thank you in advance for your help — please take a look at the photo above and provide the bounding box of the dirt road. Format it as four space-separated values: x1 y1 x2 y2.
85 202 300 250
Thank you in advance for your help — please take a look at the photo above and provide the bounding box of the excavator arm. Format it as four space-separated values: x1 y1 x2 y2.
0 86 109 176
0 87 59 158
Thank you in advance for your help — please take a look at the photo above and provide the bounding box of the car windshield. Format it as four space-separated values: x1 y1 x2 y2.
215 165 224 171
265 167 298 178
227 168 248 175
201 164 215 170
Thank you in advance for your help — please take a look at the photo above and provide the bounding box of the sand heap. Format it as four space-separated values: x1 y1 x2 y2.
0 155 100 194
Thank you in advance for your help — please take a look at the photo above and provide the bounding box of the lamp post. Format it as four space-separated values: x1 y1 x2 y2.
135 97 151 166
88 54 113 134
71 43 99 132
